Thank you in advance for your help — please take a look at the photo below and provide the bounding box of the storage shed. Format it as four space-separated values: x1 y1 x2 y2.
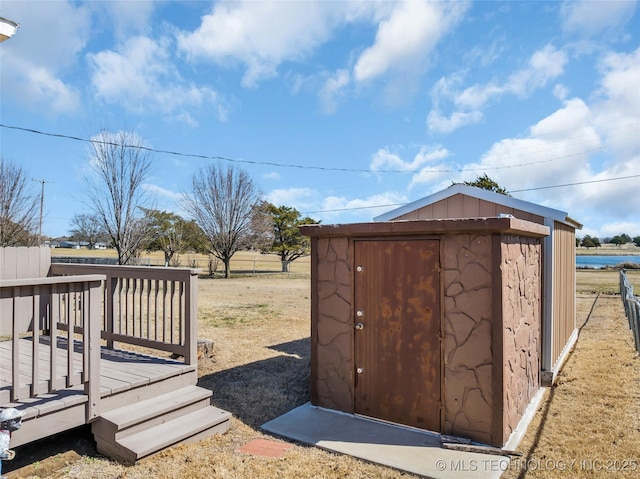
374 184 582 385
300 216 549 447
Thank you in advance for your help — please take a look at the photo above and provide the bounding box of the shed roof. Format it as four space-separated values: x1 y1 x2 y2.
373 183 582 229
300 216 550 239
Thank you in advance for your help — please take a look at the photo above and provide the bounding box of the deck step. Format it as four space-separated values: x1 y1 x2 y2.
93 386 231 463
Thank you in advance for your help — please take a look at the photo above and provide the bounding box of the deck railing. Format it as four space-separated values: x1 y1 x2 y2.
49 264 199 365
620 270 640 352
0 274 104 420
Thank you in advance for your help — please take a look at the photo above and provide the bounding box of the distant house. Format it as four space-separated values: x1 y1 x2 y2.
94 242 107 250
374 183 582 385
58 241 81 249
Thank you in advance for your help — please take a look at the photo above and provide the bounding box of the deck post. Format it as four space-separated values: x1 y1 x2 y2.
104 270 117 349
184 269 198 366
85 279 102 421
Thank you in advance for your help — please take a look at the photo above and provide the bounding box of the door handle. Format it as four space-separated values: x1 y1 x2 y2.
355 322 364 330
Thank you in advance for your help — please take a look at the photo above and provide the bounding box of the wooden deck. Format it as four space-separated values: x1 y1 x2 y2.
1 337 231 462
1 337 192 444
1 247 231 462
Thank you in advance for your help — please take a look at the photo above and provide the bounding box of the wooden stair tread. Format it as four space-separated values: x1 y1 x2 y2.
117 405 231 459
100 385 212 430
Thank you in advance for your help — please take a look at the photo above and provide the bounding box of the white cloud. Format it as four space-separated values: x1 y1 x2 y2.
370 146 450 172
427 109 483 134
353 1 467 82
88 36 226 123
456 44 568 108
596 221 640 239
143 183 182 203
177 1 347 87
320 192 408 222
262 172 282 181
428 44 568 134
318 69 350 114
0 1 90 114
592 47 640 157
94 0 156 38
447 45 640 235
370 145 452 189
177 0 467 111
561 0 637 37
265 187 317 209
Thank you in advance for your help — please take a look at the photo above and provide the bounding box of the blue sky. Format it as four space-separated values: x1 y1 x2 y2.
1 0 639 239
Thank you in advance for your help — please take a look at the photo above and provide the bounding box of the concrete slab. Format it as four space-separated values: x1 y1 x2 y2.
262 403 510 479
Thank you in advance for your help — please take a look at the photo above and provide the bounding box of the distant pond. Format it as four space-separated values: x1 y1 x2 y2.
576 255 640 269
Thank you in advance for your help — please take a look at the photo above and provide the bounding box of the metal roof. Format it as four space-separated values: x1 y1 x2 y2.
373 183 582 229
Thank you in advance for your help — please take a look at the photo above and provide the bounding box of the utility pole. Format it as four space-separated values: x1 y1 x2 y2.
32 179 52 246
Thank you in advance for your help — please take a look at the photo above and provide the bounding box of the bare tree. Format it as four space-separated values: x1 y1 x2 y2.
183 164 261 278
0 158 39 246
84 130 154 265
69 213 108 249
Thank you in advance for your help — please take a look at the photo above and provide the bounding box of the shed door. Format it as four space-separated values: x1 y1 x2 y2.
354 239 441 431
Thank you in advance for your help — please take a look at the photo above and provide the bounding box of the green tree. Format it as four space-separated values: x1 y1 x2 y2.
633 236 640 247
463 173 510 195
142 209 205 267
253 202 319 272
610 233 631 246
581 235 596 249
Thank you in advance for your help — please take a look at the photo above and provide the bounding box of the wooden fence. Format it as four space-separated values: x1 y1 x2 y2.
620 270 640 352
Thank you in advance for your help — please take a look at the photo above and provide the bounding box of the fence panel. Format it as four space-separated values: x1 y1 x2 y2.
620 270 640 352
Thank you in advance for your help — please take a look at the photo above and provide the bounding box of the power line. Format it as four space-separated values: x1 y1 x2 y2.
0 122 625 175
4 122 638 216
304 175 640 214
510 174 640 192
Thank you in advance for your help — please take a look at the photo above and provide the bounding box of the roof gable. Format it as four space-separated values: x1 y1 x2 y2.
374 184 581 229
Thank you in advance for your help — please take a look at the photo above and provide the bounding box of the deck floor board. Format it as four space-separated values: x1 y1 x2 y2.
1 337 195 413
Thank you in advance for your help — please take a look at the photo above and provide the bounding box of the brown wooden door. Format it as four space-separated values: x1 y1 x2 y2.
354 239 441 431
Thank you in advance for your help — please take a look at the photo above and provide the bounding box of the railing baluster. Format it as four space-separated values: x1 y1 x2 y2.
50 284 59 391
170 281 175 344
31 285 40 397
66 287 73 387
132 277 137 337
179 281 184 346
146 278 151 339
11 286 20 402
162 280 167 342
154 279 159 341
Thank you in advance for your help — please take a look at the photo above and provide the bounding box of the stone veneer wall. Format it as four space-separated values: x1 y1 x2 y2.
442 234 495 445
501 236 542 441
312 236 354 412
310 229 542 447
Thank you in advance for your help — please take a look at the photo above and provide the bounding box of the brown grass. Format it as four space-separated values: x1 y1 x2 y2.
5 271 640 478
501 294 640 478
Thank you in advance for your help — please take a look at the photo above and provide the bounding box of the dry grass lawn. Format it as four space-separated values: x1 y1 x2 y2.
4 270 640 478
